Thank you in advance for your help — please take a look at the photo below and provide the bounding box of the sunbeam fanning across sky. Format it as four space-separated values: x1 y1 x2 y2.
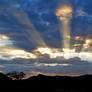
8 2 46 48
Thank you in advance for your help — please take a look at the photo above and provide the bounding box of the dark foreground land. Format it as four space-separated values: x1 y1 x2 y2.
0 73 92 92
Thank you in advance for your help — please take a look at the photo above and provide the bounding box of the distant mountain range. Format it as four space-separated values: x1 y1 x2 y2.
0 72 92 92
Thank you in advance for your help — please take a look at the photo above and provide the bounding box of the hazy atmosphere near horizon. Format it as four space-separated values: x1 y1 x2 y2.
0 0 92 77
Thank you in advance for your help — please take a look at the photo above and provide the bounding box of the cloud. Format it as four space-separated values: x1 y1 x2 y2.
34 62 71 67
0 34 13 47
0 34 37 60
76 9 92 19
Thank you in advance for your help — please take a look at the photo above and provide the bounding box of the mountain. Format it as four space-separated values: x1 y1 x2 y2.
0 73 12 80
0 72 92 92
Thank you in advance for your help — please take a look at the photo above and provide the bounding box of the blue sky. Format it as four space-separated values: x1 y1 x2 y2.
0 0 92 75
0 0 92 50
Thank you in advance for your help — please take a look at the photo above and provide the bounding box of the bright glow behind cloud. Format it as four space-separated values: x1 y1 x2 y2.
34 47 92 62
9 49 37 59
0 35 13 47
0 48 37 60
55 5 73 22
0 35 92 63
0 34 37 60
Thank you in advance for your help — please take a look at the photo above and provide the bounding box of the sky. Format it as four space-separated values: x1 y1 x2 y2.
0 0 92 76
0 0 92 49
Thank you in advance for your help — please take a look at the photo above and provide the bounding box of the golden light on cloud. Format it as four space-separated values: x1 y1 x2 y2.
82 38 92 51
74 36 84 41
74 44 82 47
34 47 64 58
0 34 37 60
0 48 37 60
0 34 13 47
8 49 37 59
0 34 10 40
55 5 73 22
34 47 92 62
85 39 92 44
34 47 77 60
62 48 75 53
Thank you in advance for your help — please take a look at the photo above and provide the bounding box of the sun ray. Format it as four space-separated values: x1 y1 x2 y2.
55 5 73 50
8 3 46 48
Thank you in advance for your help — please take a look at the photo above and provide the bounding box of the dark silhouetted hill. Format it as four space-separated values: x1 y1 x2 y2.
21 74 91 92
0 73 92 92
0 73 12 80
